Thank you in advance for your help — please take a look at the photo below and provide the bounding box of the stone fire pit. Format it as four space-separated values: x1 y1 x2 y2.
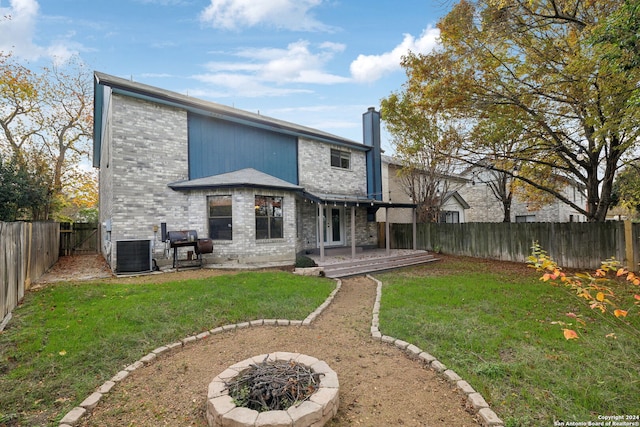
206 352 339 427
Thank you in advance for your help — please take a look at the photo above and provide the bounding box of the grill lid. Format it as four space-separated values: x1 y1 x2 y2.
167 230 198 246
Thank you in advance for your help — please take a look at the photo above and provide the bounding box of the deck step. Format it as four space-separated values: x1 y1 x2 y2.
320 252 439 278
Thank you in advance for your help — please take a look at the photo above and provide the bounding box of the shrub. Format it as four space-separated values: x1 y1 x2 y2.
295 255 317 268
527 242 640 340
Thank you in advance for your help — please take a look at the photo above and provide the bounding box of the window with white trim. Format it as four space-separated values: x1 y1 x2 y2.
330 149 350 169
515 215 536 223
439 211 460 223
255 195 283 239
208 195 232 240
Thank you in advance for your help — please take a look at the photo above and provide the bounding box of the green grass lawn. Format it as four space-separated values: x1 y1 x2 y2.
2 259 638 427
0 271 334 426
376 258 640 427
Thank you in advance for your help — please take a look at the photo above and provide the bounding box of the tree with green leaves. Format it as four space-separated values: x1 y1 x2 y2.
389 0 640 222
611 161 640 218
592 0 640 73
0 154 50 221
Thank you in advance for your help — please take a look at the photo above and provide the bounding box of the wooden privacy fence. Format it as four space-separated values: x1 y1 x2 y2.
60 222 99 255
1 222 59 326
389 221 640 270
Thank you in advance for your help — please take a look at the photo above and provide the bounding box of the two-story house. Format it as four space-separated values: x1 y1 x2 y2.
93 72 397 273
457 165 588 223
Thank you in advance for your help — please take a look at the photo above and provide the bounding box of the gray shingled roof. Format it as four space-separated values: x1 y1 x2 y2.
168 168 303 191
94 71 366 150
168 168 416 208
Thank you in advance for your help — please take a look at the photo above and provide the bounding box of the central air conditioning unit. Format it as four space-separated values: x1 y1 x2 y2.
116 239 152 273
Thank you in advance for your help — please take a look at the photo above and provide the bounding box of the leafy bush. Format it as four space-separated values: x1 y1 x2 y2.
527 242 640 340
295 255 317 268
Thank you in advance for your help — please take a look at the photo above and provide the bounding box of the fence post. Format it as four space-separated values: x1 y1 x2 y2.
25 222 32 290
624 220 634 271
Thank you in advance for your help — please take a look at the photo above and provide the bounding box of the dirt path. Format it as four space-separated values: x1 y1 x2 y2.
78 275 479 427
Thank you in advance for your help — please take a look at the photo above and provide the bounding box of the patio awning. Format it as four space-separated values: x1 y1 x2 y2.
300 191 417 209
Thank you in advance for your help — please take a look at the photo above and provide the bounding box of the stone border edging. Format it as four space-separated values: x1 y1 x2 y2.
58 280 342 426
366 274 505 427
59 274 504 427
206 352 339 427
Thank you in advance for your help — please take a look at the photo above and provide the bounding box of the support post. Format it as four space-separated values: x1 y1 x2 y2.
412 208 417 251
351 205 356 259
385 208 390 256
319 204 325 262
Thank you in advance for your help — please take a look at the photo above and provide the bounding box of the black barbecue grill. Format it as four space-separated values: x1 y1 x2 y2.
166 230 213 269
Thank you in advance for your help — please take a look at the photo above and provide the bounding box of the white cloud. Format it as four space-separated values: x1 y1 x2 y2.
0 0 40 58
269 104 366 130
194 40 349 97
199 0 334 32
0 0 80 63
264 103 369 142
350 26 440 82
45 43 78 65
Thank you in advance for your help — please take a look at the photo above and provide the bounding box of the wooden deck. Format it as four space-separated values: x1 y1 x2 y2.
309 249 439 278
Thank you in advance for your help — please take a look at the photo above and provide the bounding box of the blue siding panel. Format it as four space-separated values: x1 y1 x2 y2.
188 113 298 184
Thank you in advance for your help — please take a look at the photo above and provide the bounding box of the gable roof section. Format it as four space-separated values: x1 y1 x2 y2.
93 71 369 168
168 168 303 192
442 191 470 209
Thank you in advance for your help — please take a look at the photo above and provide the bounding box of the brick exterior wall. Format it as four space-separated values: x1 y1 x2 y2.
295 138 377 253
457 169 588 222
457 181 506 223
99 93 190 271
193 188 297 264
298 138 367 196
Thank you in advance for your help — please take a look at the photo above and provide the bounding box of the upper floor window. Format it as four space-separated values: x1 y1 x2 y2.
208 195 232 240
255 195 283 239
331 149 350 169
515 215 536 223
439 211 460 223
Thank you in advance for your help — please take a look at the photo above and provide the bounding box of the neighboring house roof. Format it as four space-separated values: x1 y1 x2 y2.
442 191 470 209
93 71 369 168
168 168 303 192
382 154 469 183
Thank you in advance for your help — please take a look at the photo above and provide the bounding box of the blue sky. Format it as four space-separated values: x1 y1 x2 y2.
0 0 448 150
